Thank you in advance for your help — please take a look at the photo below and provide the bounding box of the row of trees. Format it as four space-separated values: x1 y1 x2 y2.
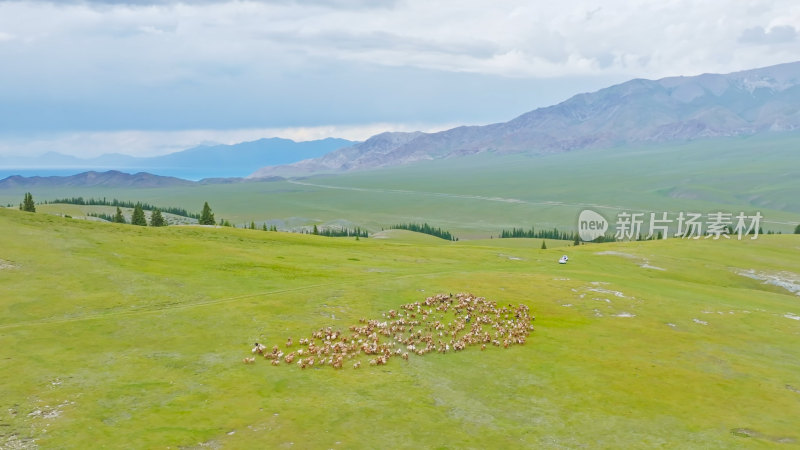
499 226 591 242
99 205 167 227
21 192 800 236
309 224 368 237
93 201 204 227
389 222 457 241
46 196 199 219
498 226 620 244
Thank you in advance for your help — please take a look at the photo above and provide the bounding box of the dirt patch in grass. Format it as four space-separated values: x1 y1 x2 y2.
595 251 666 271
0 259 16 270
1 433 37 450
730 427 797 444
736 269 800 296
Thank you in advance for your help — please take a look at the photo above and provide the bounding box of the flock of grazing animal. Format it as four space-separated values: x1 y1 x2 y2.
244 292 534 369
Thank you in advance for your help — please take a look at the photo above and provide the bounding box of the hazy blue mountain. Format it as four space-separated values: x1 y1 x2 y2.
142 137 353 173
249 61 800 178
1 137 354 179
0 170 195 189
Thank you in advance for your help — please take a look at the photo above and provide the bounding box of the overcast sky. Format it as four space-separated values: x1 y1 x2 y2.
0 0 798 158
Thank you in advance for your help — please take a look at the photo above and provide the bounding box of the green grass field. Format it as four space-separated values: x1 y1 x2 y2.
2 207 799 448
2 134 799 238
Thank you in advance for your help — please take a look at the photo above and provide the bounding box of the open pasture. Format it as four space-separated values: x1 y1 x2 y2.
2 135 800 237
1 208 799 448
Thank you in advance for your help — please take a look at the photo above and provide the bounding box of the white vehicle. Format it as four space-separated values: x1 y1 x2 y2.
558 255 569 264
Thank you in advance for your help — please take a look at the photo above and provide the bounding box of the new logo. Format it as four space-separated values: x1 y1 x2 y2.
578 209 607 241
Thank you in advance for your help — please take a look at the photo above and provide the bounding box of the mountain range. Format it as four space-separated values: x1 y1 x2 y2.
3 61 799 186
0 170 196 189
249 61 800 178
0 137 354 179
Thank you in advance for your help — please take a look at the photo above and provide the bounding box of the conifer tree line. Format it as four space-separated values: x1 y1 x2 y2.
45 197 199 219
499 226 578 240
90 204 168 226
389 223 456 241
498 226 616 242
307 225 368 237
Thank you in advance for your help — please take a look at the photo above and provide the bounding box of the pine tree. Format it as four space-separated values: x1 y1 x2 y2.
150 208 166 227
262 223 268 231
250 221 256 230
541 240 547 249
113 207 126 224
131 203 147 226
199 202 215 225
20 192 35 212
795 224 800 234
312 224 319 235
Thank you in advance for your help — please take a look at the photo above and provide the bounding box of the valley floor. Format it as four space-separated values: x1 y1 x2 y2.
1 208 799 448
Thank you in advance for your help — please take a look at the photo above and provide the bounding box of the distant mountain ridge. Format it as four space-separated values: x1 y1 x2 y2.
1 137 355 179
249 61 800 178
0 170 196 189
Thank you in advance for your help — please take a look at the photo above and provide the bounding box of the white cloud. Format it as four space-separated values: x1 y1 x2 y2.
739 25 798 44
1 0 799 158
2 0 799 82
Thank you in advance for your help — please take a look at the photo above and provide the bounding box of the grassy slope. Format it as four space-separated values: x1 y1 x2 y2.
2 134 799 237
1 208 799 448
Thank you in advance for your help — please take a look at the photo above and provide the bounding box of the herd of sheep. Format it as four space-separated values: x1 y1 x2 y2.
244 292 534 369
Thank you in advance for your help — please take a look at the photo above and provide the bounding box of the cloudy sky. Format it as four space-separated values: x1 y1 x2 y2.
0 0 798 158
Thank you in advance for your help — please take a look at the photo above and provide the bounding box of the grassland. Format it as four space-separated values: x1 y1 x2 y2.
2 134 800 238
1 207 799 448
